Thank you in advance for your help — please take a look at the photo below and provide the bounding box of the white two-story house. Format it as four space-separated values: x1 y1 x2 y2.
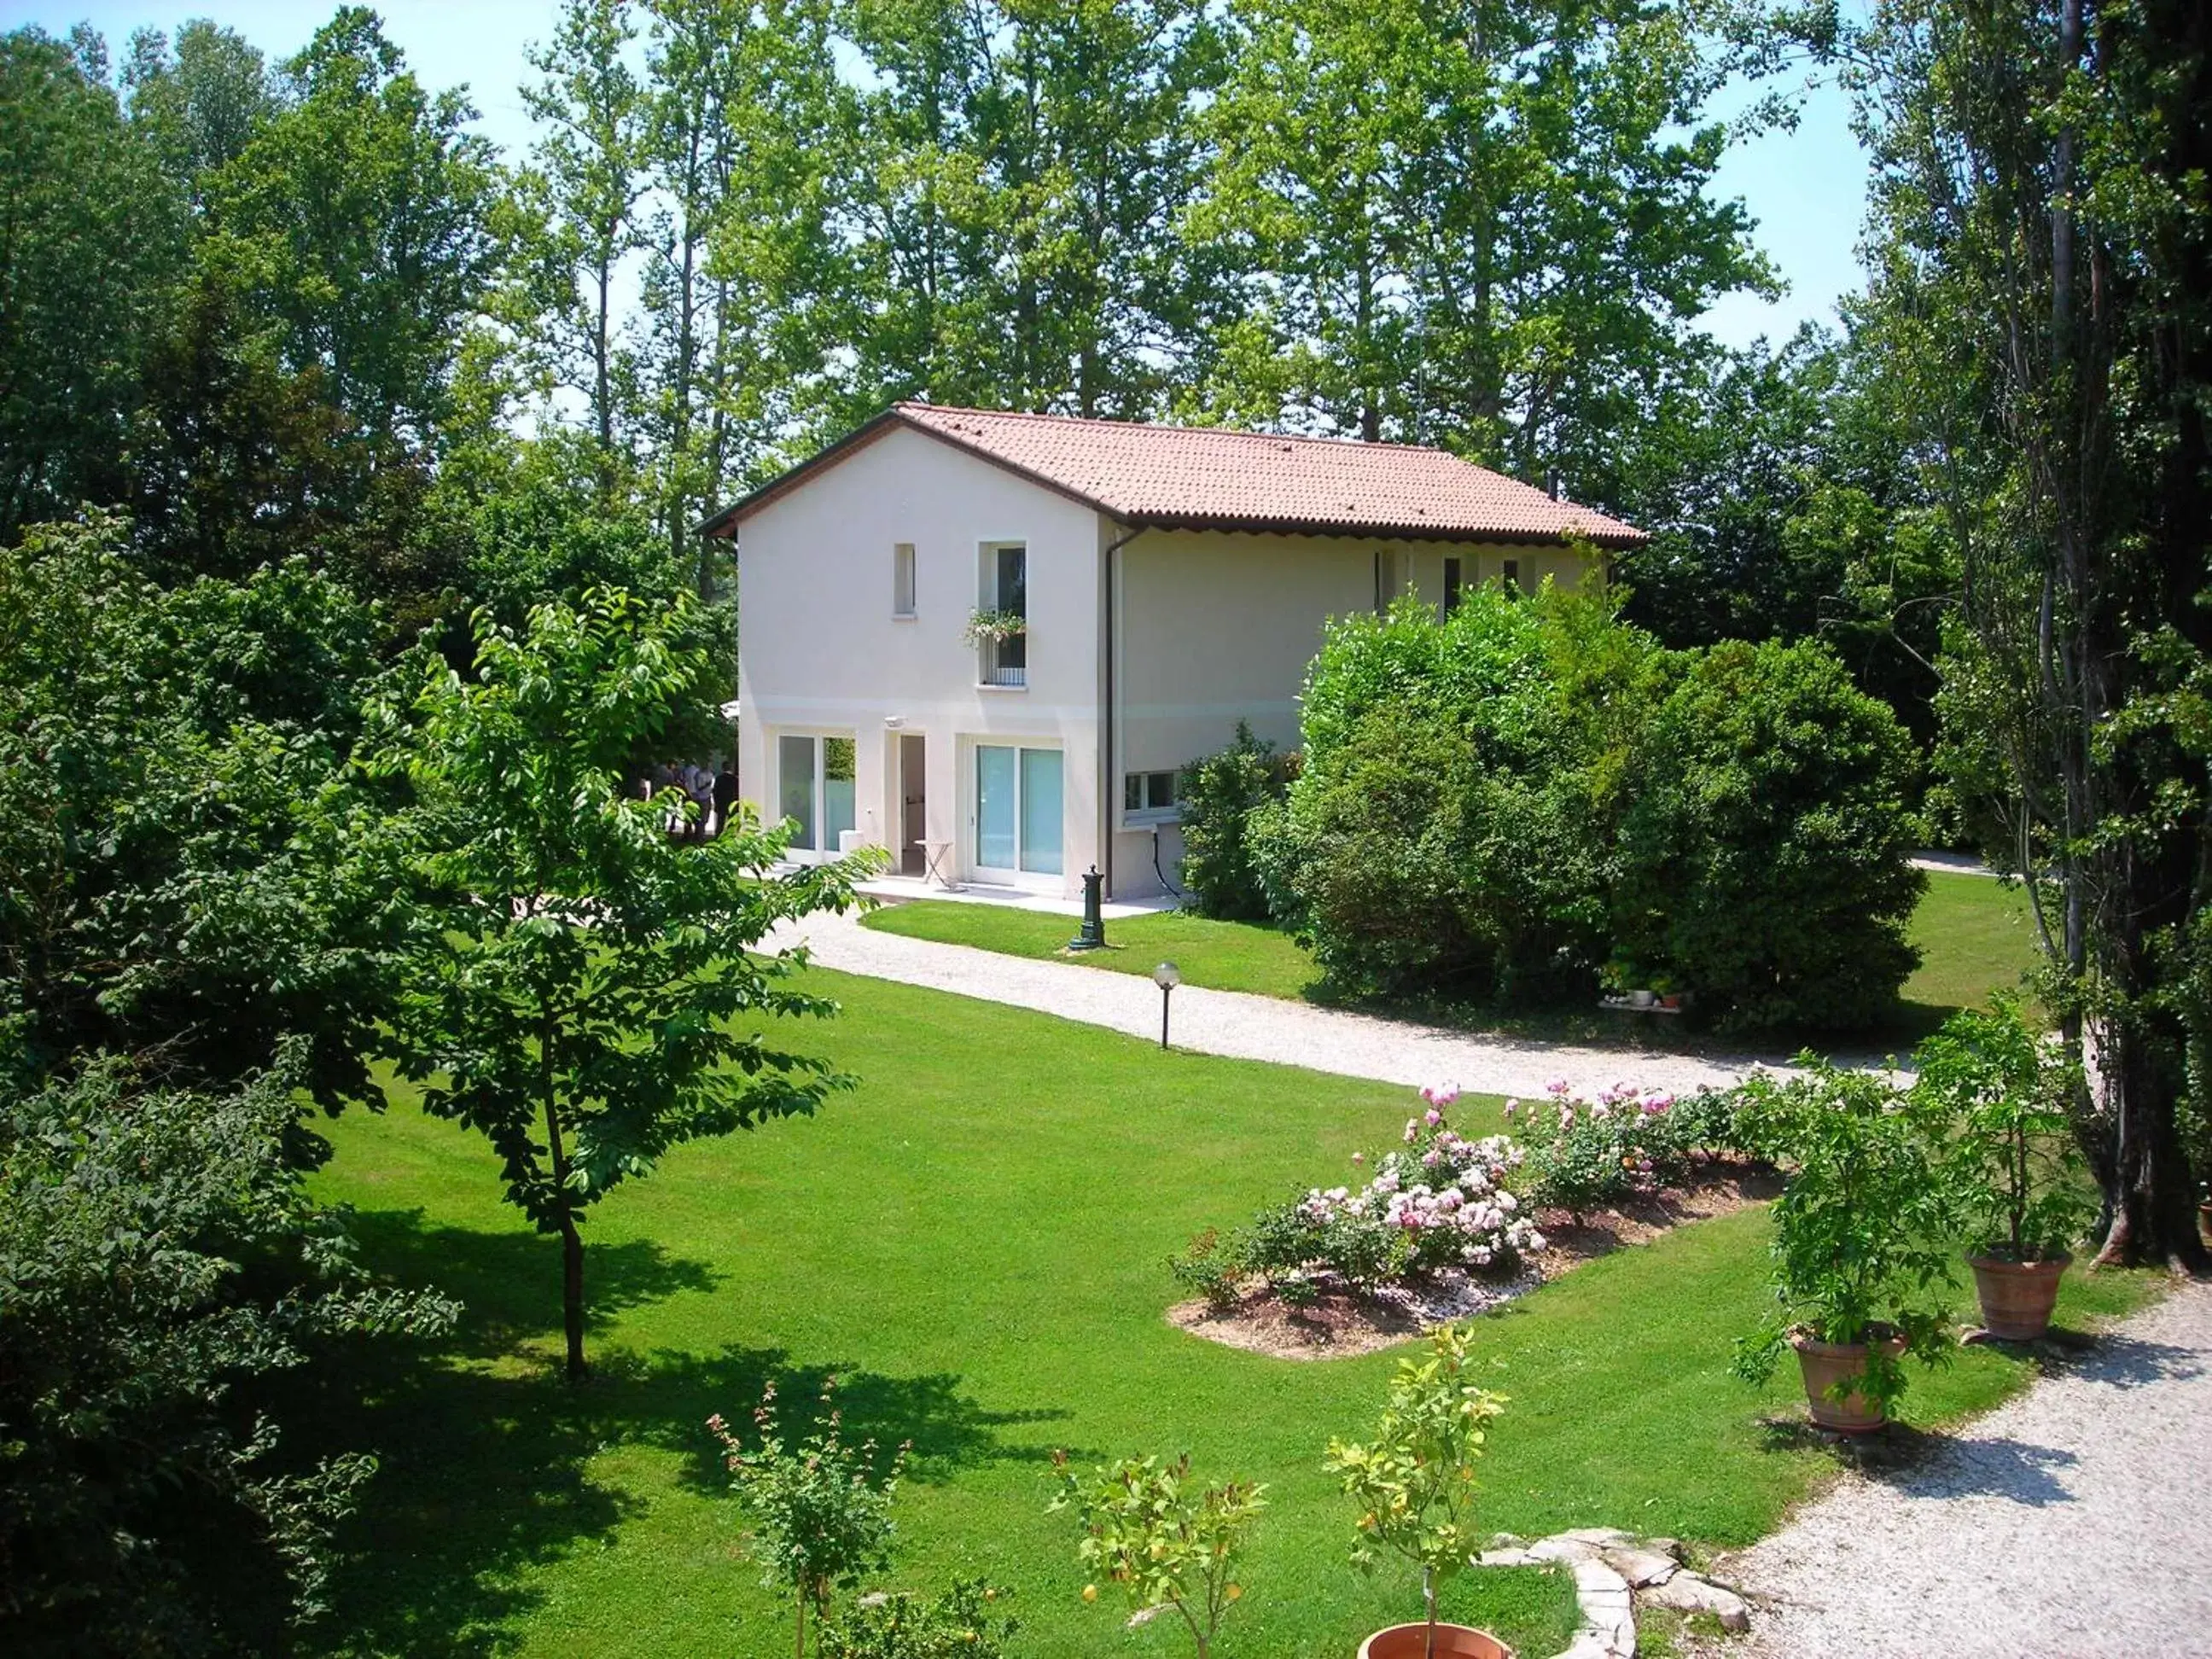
699 404 1644 899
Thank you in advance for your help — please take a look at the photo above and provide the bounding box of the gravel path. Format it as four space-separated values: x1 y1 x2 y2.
1721 1281 2212 1659
765 908 1794 1099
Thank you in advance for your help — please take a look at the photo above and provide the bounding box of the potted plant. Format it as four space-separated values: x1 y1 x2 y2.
1731 1059 1956 1432
961 608 1027 646
1914 996 2094 1340
1050 1451 1263 1659
1326 1325 1513 1659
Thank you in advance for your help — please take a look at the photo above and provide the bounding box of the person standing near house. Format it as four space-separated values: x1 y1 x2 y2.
713 765 739 839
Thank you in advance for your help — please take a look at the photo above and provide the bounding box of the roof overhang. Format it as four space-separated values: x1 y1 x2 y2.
695 406 1647 550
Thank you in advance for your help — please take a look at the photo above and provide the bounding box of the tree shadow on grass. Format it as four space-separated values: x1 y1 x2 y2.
306 1211 1082 1656
341 1208 725 1360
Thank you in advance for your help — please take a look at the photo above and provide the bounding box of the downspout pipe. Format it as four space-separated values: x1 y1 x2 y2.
1099 521 1148 899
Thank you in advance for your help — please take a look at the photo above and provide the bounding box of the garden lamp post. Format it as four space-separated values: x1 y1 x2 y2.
1153 960 1180 1050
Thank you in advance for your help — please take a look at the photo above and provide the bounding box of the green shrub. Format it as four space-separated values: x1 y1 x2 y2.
1614 638 1925 1033
1262 585 1662 1004
1176 722 1297 921
1167 1228 1244 1309
818 1579 1019 1659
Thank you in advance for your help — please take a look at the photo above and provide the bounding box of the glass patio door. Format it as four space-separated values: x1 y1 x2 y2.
973 744 1062 881
777 733 855 859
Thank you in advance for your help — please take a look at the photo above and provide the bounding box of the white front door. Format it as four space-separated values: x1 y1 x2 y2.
972 743 1062 884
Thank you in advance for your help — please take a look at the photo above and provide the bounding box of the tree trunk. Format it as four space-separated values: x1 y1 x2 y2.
542 1022 590 1379
2092 1013 2212 1272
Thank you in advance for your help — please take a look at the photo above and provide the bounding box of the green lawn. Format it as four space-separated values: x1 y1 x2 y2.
860 870 2045 1046
307 958 2146 1658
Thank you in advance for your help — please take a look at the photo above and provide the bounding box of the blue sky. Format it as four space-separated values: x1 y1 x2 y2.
9 0 1870 353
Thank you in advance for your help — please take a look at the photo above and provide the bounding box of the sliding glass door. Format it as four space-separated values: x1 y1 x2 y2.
972 744 1062 882
776 733 855 859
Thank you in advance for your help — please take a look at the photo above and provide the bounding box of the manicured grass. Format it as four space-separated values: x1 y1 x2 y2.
306 963 2151 1658
861 869 2046 1047
1901 870 2044 1016
862 900 1324 999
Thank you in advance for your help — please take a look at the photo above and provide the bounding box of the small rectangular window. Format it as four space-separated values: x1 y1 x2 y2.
1375 550 1406 611
893 543 916 616
1123 771 1177 818
1502 558 1522 593
1443 556 1463 613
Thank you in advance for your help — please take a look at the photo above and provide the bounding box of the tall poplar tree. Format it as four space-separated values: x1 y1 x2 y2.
1857 0 2210 1267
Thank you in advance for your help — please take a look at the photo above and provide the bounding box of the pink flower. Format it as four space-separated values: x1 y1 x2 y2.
1503 1098 1519 1118
1424 1108 1442 1126
1545 1077 1570 1095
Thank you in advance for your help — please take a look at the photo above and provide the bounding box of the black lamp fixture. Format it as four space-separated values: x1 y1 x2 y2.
1152 959 1180 1049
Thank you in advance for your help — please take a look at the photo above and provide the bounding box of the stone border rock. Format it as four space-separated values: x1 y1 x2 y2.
1477 1529 1750 1657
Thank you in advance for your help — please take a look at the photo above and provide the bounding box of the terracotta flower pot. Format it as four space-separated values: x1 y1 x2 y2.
1357 1624 1512 1659
1967 1251 2070 1341
1790 1327 1907 1433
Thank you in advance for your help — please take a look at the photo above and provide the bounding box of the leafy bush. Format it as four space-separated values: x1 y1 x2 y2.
0 1050 457 1654
1051 1452 1263 1659
1260 586 1662 1003
1730 1058 1958 1414
818 1579 1019 1659
1614 638 1926 1033
1167 1227 1243 1309
1913 996 2095 1261
710 1377 911 1659
1176 721 1296 921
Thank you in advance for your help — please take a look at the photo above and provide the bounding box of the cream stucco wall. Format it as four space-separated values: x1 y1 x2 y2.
735 425 1106 893
1108 529 1601 897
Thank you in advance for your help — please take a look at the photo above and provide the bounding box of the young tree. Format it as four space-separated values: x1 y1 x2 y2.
367 586 878 1379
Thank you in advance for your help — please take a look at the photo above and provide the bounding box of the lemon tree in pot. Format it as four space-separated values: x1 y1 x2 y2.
1326 1325 1513 1659
1914 997 2094 1341
1731 1059 1956 1432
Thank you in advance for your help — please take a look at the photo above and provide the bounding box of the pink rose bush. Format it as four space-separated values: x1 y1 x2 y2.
1514 1079 1738 1219
1170 1087 1547 1304
1167 1080 1738 1309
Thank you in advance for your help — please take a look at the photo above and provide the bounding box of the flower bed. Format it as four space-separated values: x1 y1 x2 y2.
1169 1080 1749 1358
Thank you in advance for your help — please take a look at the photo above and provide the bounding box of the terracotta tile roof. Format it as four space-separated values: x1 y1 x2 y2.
701 403 1645 548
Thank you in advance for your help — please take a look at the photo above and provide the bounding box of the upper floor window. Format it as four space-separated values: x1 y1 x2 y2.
977 542 1027 687
893 542 916 617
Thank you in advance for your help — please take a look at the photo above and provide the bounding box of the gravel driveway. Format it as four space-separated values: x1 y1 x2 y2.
1720 1280 2212 1659
765 907 1796 1099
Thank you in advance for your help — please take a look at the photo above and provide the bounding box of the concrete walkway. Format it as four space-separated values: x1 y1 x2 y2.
1722 1280 2212 1658
768 907 1794 1098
